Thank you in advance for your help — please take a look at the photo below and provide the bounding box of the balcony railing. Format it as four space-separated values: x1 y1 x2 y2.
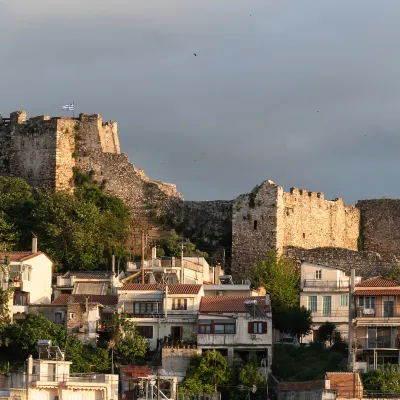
357 336 398 350
355 308 400 318
32 373 112 383
125 312 165 319
303 280 349 290
311 310 348 318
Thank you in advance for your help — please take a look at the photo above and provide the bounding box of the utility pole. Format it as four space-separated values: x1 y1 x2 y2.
348 268 355 369
222 248 226 269
180 237 184 284
141 231 145 284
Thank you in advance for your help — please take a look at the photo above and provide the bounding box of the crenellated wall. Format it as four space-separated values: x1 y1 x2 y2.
231 181 360 279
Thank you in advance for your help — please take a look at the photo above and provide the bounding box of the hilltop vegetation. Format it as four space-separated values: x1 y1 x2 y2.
0 173 130 271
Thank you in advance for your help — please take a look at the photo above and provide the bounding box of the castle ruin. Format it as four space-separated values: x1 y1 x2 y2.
1 110 400 279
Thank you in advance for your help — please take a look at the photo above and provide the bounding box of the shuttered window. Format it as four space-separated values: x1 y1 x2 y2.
248 321 267 334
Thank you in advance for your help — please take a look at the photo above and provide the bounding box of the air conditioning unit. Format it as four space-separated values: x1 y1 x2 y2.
251 334 257 340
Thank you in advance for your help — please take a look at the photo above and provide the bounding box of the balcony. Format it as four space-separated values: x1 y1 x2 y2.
32 373 116 384
355 308 400 324
302 280 349 291
357 336 398 350
125 312 165 319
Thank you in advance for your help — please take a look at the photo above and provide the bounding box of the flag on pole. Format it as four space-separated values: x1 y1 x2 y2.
62 103 74 111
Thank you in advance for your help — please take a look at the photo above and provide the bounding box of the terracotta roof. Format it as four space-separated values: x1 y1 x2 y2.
326 372 363 399
199 296 268 313
354 289 400 296
278 381 325 391
356 277 400 287
62 271 113 279
52 294 118 306
0 251 50 263
120 284 202 294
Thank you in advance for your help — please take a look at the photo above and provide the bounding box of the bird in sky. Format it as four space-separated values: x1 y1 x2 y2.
193 53 197 56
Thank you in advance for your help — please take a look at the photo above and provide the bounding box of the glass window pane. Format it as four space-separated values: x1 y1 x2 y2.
214 325 225 333
225 324 235 334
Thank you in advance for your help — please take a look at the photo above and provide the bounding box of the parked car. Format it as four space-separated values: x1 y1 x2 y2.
276 337 300 347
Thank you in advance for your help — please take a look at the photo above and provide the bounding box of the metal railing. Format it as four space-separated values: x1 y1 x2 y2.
32 373 111 383
355 309 400 318
303 280 349 289
358 336 397 350
311 310 348 317
125 312 165 319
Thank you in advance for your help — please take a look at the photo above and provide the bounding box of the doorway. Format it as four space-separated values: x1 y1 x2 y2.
171 326 183 345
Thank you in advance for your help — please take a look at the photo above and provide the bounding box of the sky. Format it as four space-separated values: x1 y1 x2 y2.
2 0 400 203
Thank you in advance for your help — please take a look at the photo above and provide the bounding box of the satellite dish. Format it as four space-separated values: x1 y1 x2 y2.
244 279 251 285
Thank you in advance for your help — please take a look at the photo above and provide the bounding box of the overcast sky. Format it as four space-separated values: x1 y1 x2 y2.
2 0 400 203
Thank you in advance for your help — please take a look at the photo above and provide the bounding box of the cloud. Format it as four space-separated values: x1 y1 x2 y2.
2 0 400 203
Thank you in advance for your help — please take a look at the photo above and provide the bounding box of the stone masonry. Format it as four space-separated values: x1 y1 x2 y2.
231 180 360 279
2 110 400 280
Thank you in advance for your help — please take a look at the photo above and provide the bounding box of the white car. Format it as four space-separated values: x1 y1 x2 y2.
276 337 300 347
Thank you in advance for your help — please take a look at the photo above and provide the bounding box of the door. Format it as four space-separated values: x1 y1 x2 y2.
368 327 377 348
322 296 331 317
383 297 395 317
171 326 183 344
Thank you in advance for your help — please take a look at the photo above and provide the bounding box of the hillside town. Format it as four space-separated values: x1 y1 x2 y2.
2 110 400 400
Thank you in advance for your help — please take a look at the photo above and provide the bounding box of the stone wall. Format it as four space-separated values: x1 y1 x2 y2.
357 199 400 256
284 246 398 278
165 199 233 269
231 181 360 279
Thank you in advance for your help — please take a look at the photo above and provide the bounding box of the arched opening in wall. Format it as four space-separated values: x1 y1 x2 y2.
303 233 305 239
254 220 258 230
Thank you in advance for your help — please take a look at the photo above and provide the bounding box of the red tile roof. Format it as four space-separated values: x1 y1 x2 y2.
120 284 202 294
52 294 118 306
356 277 400 287
199 296 268 313
354 289 400 296
0 251 51 262
326 372 363 399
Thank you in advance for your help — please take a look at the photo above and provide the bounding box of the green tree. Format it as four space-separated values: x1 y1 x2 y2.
239 363 264 386
362 365 400 393
108 314 147 365
179 350 232 393
154 230 208 259
253 251 300 308
0 211 19 251
318 322 336 345
32 188 129 271
273 306 312 340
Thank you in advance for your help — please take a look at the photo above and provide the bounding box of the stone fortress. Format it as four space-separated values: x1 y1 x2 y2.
1 111 400 279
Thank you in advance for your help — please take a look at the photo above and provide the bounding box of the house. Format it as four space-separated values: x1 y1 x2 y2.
123 249 219 285
197 294 272 377
203 275 263 297
0 238 53 321
353 276 400 370
53 270 118 298
0 341 119 400
300 262 361 342
118 284 204 350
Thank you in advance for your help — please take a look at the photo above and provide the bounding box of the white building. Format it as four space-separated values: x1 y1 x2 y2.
300 262 361 342
118 284 204 350
197 294 272 377
0 238 53 321
0 342 119 400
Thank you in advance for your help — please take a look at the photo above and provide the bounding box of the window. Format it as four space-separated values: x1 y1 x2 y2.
323 296 331 317
383 296 395 318
172 298 188 310
340 294 349 307
13 291 28 306
308 296 317 312
358 296 376 310
133 302 159 314
69 312 75 320
248 321 267 334
315 270 322 279
137 326 153 339
198 319 235 334
254 220 258 230
303 233 306 239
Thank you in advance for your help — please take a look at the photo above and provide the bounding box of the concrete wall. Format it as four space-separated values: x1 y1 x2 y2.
161 348 201 377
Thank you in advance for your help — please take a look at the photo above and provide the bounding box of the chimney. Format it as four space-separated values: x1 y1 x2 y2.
151 246 157 260
32 234 38 253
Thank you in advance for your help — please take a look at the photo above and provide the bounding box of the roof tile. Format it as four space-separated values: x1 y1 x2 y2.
62 271 113 279
356 277 400 287
354 289 400 296
0 251 48 262
200 296 268 313
52 294 118 306
120 284 202 294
